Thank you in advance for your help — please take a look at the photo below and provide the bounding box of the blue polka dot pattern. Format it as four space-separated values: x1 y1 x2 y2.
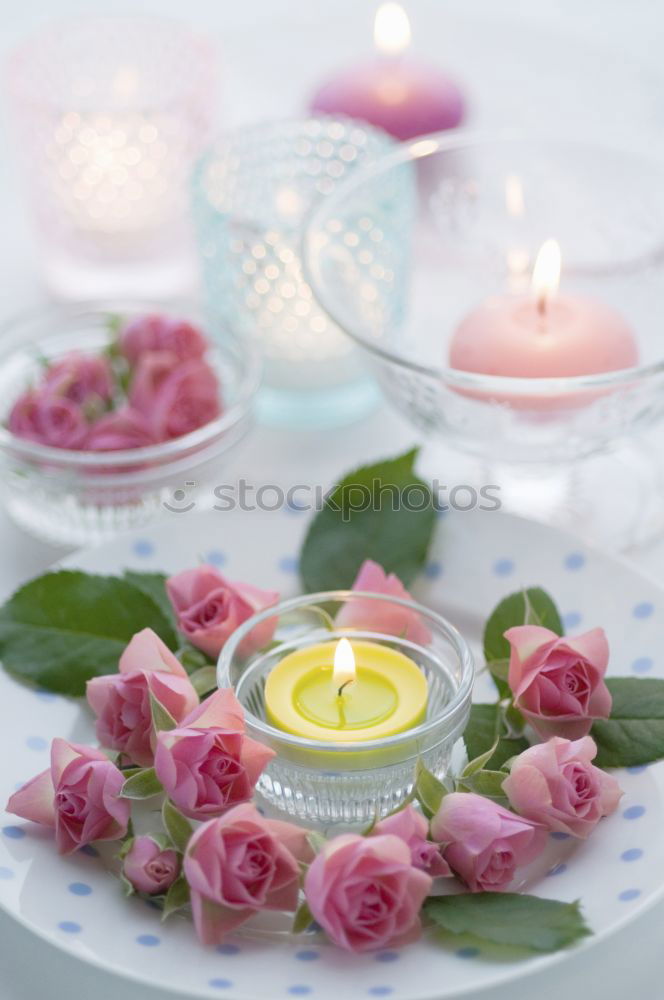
58 921 81 934
205 550 226 567
550 831 571 841
618 889 641 902
562 611 582 630
2 826 25 840
136 934 160 946
78 844 98 857
423 561 443 580
133 539 154 558
278 556 298 574
295 951 320 962
547 863 567 876
209 980 233 990
216 943 240 955
564 552 585 570
368 990 393 997
375 952 399 963
288 988 312 997
26 736 48 751
493 558 514 577
627 765 648 774
0 866 14 879
68 882 92 896
621 849 643 862
456 947 480 959
632 657 653 675
35 690 57 702
623 805 646 820
633 602 654 619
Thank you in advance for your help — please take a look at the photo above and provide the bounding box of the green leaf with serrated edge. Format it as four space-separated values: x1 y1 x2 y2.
292 901 314 934
415 761 448 819
162 875 190 920
163 800 193 853
591 677 664 767
122 571 179 637
424 894 591 953
0 570 178 696
189 666 218 698
121 767 163 799
483 588 564 674
299 449 436 592
461 739 499 778
457 770 508 800
150 691 177 732
463 704 529 771
306 832 327 855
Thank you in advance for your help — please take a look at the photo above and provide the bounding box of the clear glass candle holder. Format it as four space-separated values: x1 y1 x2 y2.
0 301 259 546
217 591 474 829
6 16 218 299
192 117 412 428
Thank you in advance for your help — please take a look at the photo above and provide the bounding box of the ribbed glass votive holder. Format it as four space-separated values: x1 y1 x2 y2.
217 592 474 830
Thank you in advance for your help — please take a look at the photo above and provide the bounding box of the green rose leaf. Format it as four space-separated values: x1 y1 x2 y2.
122 571 178 635
292 901 314 934
463 704 529 771
456 769 508 801
415 761 448 819
121 768 163 800
424 894 591 952
188 666 218 698
150 692 177 732
163 800 193 853
592 677 664 767
483 588 564 671
299 449 436 592
162 875 190 920
0 571 179 696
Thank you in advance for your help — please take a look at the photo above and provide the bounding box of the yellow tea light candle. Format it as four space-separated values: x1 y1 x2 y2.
265 637 428 742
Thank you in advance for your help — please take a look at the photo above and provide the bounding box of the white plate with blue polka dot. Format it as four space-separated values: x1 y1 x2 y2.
0 507 662 1000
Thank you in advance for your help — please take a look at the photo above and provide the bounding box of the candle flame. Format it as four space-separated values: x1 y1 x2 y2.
374 3 411 56
531 239 561 314
333 638 356 694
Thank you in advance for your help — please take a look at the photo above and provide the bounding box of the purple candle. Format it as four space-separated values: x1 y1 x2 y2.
310 3 465 141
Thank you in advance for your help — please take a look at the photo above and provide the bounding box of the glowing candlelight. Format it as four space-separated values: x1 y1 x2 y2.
373 3 412 56
531 238 562 315
333 637 356 696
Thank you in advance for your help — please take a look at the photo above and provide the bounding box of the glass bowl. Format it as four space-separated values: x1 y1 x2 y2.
0 301 259 546
217 591 474 830
303 133 664 547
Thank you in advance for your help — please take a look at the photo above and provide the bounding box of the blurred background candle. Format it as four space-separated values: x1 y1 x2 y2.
309 3 465 140
6 16 218 299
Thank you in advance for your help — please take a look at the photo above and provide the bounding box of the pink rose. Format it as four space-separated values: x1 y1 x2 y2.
123 835 180 894
304 833 431 953
373 804 451 877
430 793 546 893
129 351 221 441
6 738 129 854
43 353 113 406
335 560 432 644
119 314 207 364
166 566 279 659
8 391 88 449
506 625 612 740
184 803 311 945
86 628 199 767
503 736 623 838
154 689 275 820
85 407 156 451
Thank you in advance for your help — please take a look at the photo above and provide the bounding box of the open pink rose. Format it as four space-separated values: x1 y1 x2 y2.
129 351 221 441
506 625 612 740
373 804 451 877
305 833 431 953
120 314 207 364
6 738 129 854
503 736 623 838
335 560 432 644
85 407 156 451
123 835 180 894
166 566 279 659
86 628 199 767
8 391 88 449
43 353 113 406
184 803 311 945
431 793 546 893
154 689 275 820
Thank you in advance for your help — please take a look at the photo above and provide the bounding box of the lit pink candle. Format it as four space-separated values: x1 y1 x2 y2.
310 3 465 141
449 240 638 401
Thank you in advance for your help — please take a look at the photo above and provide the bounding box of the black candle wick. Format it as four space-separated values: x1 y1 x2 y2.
337 679 353 697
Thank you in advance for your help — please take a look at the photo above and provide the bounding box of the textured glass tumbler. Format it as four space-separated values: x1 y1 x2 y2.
217 592 474 829
192 117 413 428
7 16 218 299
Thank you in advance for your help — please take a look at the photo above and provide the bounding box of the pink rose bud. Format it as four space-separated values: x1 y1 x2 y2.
430 793 546 893
154 689 275 820
85 407 156 451
305 833 431 953
166 566 279 659
505 625 612 740
119 314 207 364
373 804 451 877
334 560 432 644
87 628 199 767
43 353 114 405
8 391 88 449
6 738 129 855
123 835 180 894
184 803 310 945
503 735 623 838
129 351 221 441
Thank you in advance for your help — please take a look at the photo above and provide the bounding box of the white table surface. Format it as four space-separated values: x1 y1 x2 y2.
1 1 664 997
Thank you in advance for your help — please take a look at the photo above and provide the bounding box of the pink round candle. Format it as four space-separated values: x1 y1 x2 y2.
310 4 465 141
